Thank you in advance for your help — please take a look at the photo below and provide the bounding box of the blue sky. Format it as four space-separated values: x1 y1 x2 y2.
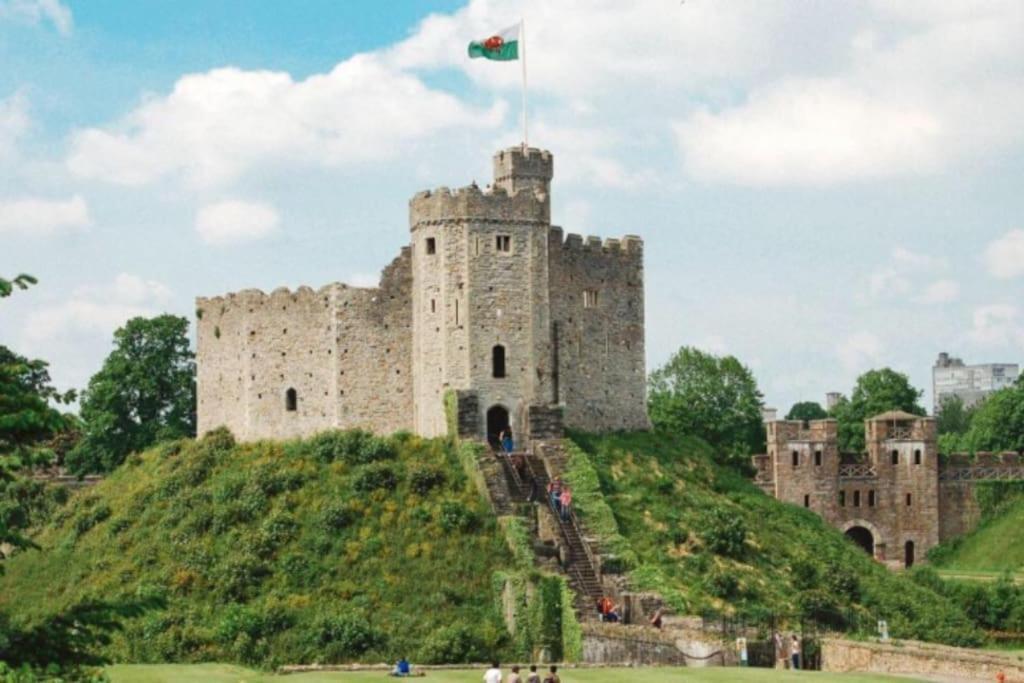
2 0 1023 414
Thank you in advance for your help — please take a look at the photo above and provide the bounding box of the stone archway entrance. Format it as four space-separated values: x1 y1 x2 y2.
845 526 875 556
486 405 510 448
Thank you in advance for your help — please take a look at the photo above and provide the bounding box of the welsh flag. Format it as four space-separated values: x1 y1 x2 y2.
467 23 520 61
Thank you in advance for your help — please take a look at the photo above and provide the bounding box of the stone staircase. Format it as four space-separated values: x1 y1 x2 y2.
489 444 605 621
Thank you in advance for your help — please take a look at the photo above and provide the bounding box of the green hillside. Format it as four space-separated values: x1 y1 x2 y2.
0 429 521 668
0 428 984 671
565 431 981 645
929 494 1024 574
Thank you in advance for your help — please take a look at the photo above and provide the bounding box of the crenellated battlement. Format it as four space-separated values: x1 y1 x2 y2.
409 182 549 228
552 227 644 256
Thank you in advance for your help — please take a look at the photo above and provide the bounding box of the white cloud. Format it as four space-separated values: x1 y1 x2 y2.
196 199 279 246
0 92 29 159
672 2 1024 185
916 279 960 304
864 246 945 299
968 304 1024 349
0 0 72 35
0 194 91 235
22 274 174 388
836 331 884 372
67 55 504 188
674 79 943 186
983 229 1024 279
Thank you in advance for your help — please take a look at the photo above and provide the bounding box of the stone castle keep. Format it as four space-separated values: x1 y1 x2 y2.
196 147 649 443
754 411 1024 569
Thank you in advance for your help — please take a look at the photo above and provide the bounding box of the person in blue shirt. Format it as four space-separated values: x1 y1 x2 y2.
501 428 514 455
391 657 411 677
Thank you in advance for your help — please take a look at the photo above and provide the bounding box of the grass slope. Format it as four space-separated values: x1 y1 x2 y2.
0 430 515 668
929 497 1024 573
566 431 981 646
106 664 927 683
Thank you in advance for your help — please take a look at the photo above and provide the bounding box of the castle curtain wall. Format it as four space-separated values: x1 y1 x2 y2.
548 228 649 433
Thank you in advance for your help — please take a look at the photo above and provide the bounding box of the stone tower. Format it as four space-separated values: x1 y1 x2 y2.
195 146 649 445
409 147 556 438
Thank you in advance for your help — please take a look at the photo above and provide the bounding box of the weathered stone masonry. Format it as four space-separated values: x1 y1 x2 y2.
196 146 649 442
753 411 1024 568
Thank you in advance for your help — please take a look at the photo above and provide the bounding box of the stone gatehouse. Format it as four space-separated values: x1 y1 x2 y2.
195 146 650 444
753 411 1024 568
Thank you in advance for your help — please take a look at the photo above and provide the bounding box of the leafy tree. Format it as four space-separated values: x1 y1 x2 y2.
937 395 973 436
786 401 828 422
0 273 36 299
648 347 764 466
829 368 925 452
958 384 1024 454
68 315 195 474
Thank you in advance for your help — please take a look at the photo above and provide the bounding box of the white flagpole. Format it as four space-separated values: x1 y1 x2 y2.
520 19 528 148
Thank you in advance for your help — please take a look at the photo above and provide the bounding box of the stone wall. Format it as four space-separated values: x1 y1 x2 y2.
196 256 412 440
548 229 649 433
823 637 1024 680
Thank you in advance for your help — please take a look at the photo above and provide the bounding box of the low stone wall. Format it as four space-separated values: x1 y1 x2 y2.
580 622 729 667
823 637 1024 681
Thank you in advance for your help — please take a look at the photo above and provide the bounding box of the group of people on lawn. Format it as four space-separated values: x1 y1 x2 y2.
774 631 803 670
485 662 561 683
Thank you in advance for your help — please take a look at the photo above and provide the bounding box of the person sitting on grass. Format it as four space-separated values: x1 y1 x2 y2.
390 657 411 677
543 664 561 683
597 595 613 622
605 602 621 623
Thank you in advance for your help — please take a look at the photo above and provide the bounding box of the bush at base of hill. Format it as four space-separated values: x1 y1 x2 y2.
565 430 982 647
0 430 525 668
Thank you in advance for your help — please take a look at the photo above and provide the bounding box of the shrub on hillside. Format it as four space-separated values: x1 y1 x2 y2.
319 502 355 532
310 430 396 465
409 465 446 494
352 463 398 492
699 507 747 558
313 612 384 662
439 501 477 533
418 624 492 664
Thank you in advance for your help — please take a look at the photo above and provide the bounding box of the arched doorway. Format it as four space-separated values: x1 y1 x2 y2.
845 526 874 556
486 405 510 448
905 541 915 568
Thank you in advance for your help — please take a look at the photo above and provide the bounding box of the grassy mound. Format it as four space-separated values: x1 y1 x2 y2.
566 431 982 646
0 429 516 668
928 491 1024 573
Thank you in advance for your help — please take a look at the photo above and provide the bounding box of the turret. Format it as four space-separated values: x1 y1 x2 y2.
493 146 553 199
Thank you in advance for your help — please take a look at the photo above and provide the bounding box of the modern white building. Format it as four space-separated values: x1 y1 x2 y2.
933 352 1019 413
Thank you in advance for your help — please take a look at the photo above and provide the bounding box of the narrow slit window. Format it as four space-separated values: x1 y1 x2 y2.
914 449 922 465
430 299 436 313
804 494 810 508
455 299 460 326
839 491 846 507
891 449 899 465
906 493 912 507
285 388 297 412
791 450 799 467
492 345 506 378
583 289 599 308
425 237 436 255
496 235 511 253
814 450 822 466
868 490 876 507
853 490 861 507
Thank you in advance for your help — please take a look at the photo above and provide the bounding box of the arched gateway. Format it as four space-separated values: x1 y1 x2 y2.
486 405 510 448
844 526 875 556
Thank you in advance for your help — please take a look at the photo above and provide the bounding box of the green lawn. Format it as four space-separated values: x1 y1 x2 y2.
105 664 926 683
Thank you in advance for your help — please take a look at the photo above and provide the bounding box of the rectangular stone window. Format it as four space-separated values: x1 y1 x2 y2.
803 494 810 508
425 237 437 255
868 490 876 507
853 490 861 507
906 493 912 506
430 299 436 313
495 234 511 253
583 290 599 308
839 491 846 507
814 450 822 466
791 450 799 467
